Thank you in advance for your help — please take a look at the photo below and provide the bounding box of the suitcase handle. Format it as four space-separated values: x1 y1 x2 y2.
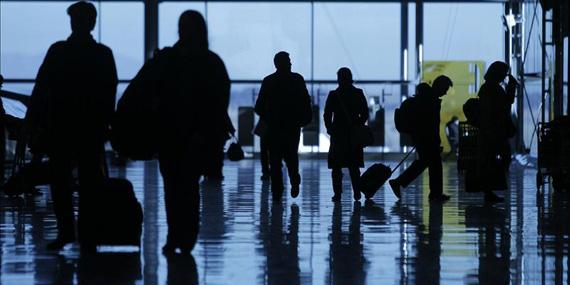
391 147 416 174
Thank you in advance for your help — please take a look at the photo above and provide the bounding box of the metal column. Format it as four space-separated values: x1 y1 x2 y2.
552 0 564 117
415 0 423 80
144 0 159 60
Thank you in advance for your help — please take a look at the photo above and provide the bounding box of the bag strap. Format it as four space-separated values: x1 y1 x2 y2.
336 91 355 126
391 147 416 174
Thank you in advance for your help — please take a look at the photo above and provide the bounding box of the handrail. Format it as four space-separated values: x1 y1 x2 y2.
4 78 411 85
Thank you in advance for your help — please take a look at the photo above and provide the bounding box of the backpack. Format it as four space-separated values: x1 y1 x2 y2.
463 98 480 127
394 97 418 134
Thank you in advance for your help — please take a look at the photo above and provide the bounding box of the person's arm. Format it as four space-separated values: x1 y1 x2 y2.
255 79 268 119
298 76 312 127
323 92 334 134
26 44 58 133
357 89 369 125
103 48 118 125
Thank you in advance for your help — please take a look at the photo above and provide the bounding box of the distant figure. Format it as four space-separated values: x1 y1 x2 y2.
324 67 369 202
389 76 453 202
203 113 235 182
255 52 312 200
477 61 516 203
445 116 460 155
26 1 118 250
153 11 230 254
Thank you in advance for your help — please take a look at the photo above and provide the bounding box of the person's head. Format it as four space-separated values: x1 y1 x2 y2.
274 51 291 73
432 75 453 97
415 82 432 97
67 1 97 34
178 10 208 51
484 61 510 83
337 67 353 87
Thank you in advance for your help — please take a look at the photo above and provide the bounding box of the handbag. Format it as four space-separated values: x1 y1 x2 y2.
336 92 374 148
227 136 245 161
253 120 268 137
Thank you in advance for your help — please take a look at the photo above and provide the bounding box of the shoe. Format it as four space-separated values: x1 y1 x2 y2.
260 174 271 181
291 185 300 198
46 237 75 251
331 193 341 202
429 193 450 202
484 192 505 203
389 180 401 199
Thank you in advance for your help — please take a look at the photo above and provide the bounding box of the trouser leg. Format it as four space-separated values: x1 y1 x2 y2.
396 159 428 187
427 154 443 196
332 168 343 194
260 137 270 176
76 146 105 245
348 167 361 194
49 154 75 240
283 133 301 186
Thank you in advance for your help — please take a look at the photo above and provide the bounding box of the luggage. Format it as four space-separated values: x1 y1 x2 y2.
394 97 418 134
2 161 51 196
360 163 392 199
360 148 415 199
92 178 143 247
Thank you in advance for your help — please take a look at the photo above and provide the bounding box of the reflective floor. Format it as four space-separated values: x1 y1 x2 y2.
0 159 568 285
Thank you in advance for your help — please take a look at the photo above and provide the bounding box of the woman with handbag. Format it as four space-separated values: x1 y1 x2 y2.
477 61 517 203
324 67 370 202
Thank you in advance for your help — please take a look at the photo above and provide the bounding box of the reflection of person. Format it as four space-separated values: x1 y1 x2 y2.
323 68 369 202
255 51 312 201
327 202 366 284
154 10 230 254
464 205 511 284
477 61 516 203
390 76 453 202
391 201 443 284
28 1 118 250
166 254 199 285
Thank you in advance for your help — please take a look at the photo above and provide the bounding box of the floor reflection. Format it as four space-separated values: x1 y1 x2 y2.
0 159 569 284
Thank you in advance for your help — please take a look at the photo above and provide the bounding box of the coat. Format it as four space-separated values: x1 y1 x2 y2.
323 86 369 169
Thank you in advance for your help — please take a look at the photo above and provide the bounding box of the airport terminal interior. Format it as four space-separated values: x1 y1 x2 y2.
0 0 569 284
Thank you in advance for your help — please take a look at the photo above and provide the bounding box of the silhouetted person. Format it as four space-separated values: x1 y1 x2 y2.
445 116 459 155
477 61 516 203
389 76 453 202
203 113 235 181
26 1 118 250
153 11 230 254
255 51 312 200
324 67 369 202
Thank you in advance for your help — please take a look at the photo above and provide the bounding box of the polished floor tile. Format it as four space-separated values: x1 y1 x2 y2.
0 159 568 285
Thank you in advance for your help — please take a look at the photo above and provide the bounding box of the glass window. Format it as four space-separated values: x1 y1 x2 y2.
207 2 311 80
99 2 145 80
1 2 144 80
424 3 504 66
0 2 72 79
314 3 400 80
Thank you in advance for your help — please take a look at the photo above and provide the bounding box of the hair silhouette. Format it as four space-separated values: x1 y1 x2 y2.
273 51 291 72
432 75 453 97
484 61 510 82
337 67 353 86
178 10 208 51
67 1 97 33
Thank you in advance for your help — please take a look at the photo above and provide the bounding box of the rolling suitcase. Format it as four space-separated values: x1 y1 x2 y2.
92 178 143 248
360 148 415 199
